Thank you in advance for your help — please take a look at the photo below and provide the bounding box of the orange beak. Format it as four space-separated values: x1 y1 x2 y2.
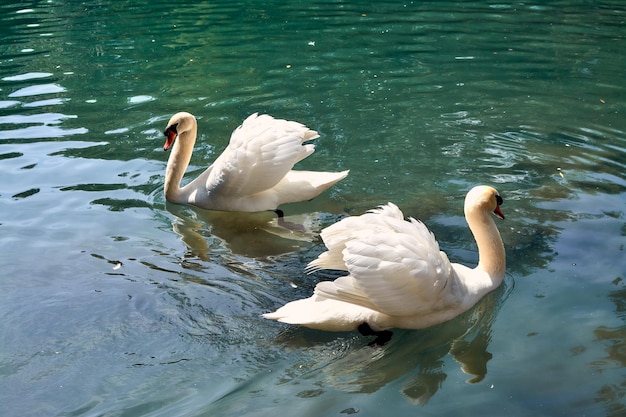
163 128 177 151
493 205 505 220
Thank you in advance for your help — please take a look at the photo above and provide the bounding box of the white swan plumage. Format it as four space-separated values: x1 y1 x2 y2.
263 185 506 344
162 112 349 212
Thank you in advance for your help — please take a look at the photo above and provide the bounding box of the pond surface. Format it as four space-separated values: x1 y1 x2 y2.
1 1 625 416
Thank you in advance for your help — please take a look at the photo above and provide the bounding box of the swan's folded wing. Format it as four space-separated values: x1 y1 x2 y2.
320 203 404 249
314 276 380 312
307 219 388 273
339 218 460 317
207 114 317 196
306 203 406 273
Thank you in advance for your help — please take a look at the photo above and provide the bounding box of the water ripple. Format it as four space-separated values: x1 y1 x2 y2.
1 1 625 416
0 113 88 140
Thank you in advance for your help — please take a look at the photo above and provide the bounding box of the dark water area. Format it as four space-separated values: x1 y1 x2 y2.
1 1 625 416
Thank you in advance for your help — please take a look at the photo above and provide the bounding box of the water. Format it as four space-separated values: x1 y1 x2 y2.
1 1 625 416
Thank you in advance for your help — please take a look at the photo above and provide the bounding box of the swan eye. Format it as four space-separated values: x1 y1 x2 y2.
163 123 178 137
496 195 503 206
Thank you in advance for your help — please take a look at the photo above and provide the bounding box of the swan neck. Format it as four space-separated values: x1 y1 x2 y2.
465 206 506 283
164 129 196 203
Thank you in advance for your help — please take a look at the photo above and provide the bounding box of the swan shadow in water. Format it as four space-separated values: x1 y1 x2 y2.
165 202 326 259
270 277 512 405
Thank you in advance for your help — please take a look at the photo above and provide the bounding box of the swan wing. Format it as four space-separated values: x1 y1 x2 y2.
306 203 405 273
315 214 461 317
206 113 317 196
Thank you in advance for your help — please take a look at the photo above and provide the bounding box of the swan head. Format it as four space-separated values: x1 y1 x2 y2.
464 185 505 220
163 112 197 151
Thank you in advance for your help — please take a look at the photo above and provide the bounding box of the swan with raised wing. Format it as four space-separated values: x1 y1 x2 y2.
263 185 506 345
162 112 349 213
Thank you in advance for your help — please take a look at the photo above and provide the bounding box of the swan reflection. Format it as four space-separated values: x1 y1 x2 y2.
593 287 626 413
165 202 326 258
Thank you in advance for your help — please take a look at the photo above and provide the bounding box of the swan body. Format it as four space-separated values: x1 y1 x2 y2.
162 112 349 212
263 186 506 341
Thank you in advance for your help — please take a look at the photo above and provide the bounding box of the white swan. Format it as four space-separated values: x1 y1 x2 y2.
263 185 506 345
162 112 349 212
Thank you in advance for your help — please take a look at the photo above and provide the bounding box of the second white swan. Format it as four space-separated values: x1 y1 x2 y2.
263 185 506 345
162 112 349 212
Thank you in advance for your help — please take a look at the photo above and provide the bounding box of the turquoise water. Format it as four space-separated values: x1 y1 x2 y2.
1 1 625 416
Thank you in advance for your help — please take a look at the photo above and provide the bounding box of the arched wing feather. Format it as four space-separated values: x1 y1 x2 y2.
306 203 405 273
206 114 317 197
314 213 460 317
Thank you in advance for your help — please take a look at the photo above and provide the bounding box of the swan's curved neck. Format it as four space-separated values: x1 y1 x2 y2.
465 206 506 283
164 128 196 204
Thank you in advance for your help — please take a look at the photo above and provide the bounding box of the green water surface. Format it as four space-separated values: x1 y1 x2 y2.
1 1 625 416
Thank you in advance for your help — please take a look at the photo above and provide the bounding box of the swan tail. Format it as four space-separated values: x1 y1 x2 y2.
274 169 349 204
262 295 373 332
262 299 315 324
